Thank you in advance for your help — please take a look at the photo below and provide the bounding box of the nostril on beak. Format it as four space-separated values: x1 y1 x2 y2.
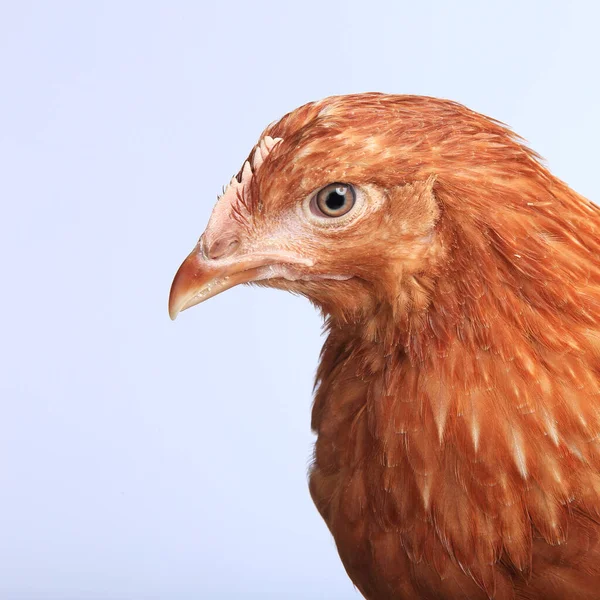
204 235 240 260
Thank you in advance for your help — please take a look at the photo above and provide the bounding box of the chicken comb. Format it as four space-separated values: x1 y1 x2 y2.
229 136 283 203
203 135 283 240
216 135 283 224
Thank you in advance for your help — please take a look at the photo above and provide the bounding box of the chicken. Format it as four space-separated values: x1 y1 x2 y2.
168 93 600 599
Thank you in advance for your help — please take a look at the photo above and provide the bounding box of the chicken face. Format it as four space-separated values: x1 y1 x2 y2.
169 101 443 322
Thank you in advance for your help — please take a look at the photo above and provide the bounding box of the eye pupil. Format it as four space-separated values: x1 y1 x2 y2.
325 189 346 211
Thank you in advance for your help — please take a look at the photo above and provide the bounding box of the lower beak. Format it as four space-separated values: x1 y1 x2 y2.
168 243 314 320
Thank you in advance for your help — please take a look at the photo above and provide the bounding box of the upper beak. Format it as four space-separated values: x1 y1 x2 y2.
168 242 314 320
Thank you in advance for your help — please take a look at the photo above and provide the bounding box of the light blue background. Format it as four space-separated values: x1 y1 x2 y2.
1 1 599 598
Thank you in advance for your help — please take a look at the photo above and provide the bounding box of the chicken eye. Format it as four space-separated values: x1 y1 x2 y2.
313 183 356 218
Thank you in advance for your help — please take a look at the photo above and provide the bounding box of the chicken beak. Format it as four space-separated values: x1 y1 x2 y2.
168 243 261 320
168 242 315 320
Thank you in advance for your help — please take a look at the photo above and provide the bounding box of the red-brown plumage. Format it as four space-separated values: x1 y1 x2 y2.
170 94 600 598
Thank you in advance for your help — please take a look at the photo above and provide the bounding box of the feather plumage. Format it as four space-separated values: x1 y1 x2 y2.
170 93 600 599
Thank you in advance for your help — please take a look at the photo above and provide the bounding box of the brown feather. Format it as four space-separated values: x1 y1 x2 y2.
270 94 600 598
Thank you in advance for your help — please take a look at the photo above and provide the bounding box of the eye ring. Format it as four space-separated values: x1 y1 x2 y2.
311 183 356 218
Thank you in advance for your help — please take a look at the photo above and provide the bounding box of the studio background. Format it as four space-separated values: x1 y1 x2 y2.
1 1 599 598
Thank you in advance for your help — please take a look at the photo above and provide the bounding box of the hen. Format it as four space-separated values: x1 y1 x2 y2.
169 94 600 599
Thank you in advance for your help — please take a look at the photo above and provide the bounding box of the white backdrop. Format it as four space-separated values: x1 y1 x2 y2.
1 1 599 598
